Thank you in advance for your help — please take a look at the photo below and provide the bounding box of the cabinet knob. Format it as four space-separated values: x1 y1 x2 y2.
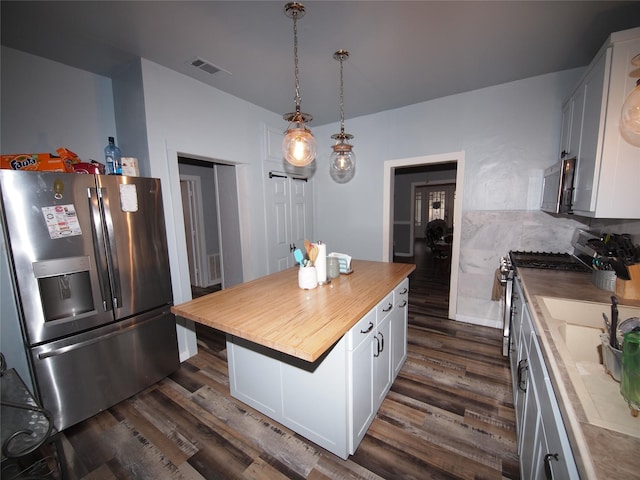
560 150 568 159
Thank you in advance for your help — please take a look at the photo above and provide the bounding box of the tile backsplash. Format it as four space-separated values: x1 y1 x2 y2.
455 211 640 328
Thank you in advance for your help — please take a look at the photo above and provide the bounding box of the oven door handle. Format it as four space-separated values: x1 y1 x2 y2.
503 279 513 339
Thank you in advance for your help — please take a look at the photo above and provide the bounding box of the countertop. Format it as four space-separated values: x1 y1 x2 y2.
172 260 415 362
516 268 640 480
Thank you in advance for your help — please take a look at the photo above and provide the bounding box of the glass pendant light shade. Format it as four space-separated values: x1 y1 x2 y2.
330 50 356 183
620 80 640 147
283 125 317 167
282 2 316 167
330 138 356 183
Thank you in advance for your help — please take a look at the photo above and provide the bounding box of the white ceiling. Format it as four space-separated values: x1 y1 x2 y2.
2 1 640 126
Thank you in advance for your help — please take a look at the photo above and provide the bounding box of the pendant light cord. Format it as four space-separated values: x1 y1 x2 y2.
339 55 345 134
292 13 301 110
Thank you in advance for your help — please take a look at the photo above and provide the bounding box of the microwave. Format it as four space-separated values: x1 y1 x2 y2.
541 157 576 214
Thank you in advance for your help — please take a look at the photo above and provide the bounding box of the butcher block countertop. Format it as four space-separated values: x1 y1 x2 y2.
516 268 640 480
172 260 415 362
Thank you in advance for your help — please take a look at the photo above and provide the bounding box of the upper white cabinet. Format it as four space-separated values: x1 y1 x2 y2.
560 27 640 219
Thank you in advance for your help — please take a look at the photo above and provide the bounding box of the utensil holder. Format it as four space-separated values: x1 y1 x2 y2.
592 270 616 292
615 264 640 301
298 266 318 290
601 333 623 382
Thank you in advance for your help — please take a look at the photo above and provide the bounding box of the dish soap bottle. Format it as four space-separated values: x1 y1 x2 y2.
104 137 122 175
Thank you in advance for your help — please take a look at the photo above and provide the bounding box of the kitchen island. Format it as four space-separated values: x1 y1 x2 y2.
172 260 415 459
515 268 640 479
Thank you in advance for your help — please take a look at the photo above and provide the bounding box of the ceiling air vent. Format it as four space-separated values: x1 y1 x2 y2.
189 57 230 76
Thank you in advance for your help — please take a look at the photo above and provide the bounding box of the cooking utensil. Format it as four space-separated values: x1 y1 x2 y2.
610 257 631 280
614 234 637 265
293 248 304 266
610 295 620 349
308 245 318 266
304 239 312 257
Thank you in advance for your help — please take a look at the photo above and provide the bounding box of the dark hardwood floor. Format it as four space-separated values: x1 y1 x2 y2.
54 241 518 479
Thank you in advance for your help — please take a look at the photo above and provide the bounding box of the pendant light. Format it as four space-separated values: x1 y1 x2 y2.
330 50 356 184
282 2 316 167
619 53 640 147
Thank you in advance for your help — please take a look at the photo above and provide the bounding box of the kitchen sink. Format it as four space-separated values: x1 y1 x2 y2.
537 296 640 438
556 323 602 363
540 296 640 329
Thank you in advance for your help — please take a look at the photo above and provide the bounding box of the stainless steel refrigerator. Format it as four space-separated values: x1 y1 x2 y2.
0 170 179 431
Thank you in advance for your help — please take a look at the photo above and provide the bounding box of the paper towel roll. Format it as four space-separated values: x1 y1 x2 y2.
315 241 327 283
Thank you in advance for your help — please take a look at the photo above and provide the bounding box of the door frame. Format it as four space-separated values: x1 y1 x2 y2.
179 174 208 288
382 151 465 321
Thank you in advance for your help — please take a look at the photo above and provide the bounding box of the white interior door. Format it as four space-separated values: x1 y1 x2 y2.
180 178 204 287
265 171 313 273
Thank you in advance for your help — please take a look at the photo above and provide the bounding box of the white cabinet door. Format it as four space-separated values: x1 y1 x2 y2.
559 85 585 161
281 339 348 456
519 345 540 478
391 279 409 377
530 334 580 479
264 172 313 273
511 278 528 435
227 336 282 416
349 331 375 451
572 50 608 213
373 314 392 408
510 291 579 480
567 31 640 218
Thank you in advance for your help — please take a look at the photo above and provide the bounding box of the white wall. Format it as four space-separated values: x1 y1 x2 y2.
138 59 283 296
4 46 636 333
1 46 116 159
311 70 596 326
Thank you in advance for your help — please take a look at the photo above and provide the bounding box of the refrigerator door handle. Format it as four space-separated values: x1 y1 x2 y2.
97 186 122 309
89 187 112 311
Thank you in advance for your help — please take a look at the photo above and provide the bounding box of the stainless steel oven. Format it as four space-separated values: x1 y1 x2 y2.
498 256 514 357
499 251 590 357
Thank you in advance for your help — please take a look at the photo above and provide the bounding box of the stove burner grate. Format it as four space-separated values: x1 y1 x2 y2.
509 251 591 272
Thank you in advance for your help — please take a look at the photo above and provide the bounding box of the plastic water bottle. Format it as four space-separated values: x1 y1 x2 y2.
104 137 122 175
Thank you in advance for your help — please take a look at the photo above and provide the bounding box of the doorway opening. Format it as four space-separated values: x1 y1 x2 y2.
177 156 243 298
383 152 465 321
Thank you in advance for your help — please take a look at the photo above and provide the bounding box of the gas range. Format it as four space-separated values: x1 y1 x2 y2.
508 251 591 272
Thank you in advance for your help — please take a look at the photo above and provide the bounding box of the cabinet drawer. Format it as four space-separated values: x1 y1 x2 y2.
346 308 376 351
377 291 394 321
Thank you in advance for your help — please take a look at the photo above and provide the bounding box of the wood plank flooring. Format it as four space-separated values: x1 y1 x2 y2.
54 241 518 479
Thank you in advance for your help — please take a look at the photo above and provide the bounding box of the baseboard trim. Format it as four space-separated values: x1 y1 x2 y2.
454 313 501 330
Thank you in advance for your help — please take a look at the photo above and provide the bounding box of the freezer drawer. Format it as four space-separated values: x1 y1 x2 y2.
29 307 179 431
